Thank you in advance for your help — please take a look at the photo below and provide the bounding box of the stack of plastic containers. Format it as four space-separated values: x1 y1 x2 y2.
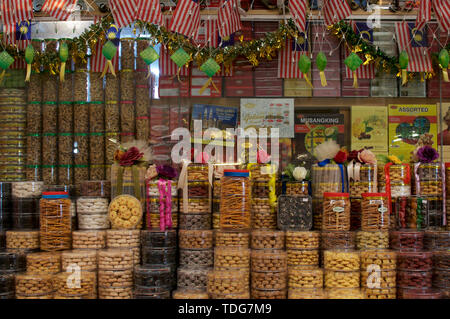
360 250 397 299
433 250 450 298
135 39 150 142
98 248 134 299
120 38 136 144
25 252 60 298
11 182 42 231
0 182 12 249
90 67 106 181
26 39 43 182
0 251 26 299
250 165 277 230
0 88 27 182
146 179 179 230
77 181 110 231
286 231 323 299
61 249 98 297
6 230 39 253
46 184 77 230
106 230 141 267
251 230 287 299
104 72 120 180
138 230 177 298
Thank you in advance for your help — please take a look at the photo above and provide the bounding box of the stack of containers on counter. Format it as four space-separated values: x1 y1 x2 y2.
25 252 59 298
322 192 363 298
41 40 59 185
107 229 140 267
251 231 287 299
98 248 134 299
425 230 450 298
0 88 27 182
104 73 120 180
77 180 111 230
208 169 251 299
146 179 179 230
212 176 221 230
73 53 90 186
89 72 106 180
139 230 177 298
120 38 136 144
11 182 43 231
358 191 395 299
135 39 150 142
0 182 12 249
58 45 74 185
349 164 378 230
61 249 98 297
0 251 26 299
250 164 277 230
26 39 43 182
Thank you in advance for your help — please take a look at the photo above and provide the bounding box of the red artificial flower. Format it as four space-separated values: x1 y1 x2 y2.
333 150 348 164
119 147 144 166
347 149 363 163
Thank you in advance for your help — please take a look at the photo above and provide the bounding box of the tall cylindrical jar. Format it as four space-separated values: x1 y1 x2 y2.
219 170 251 230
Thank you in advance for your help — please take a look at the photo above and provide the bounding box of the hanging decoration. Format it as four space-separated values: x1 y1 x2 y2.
298 54 313 88
199 58 221 94
139 45 160 79
100 40 118 77
59 42 69 82
316 52 328 87
24 44 34 82
170 47 191 81
399 50 409 85
438 49 449 83
0 51 15 84
344 52 363 88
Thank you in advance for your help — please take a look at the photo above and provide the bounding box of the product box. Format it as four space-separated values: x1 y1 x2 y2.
388 104 437 161
158 76 190 97
311 25 341 97
399 77 426 97
426 23 450 98
351 105 388 155
224 59 254 97
190 67 222 97
254 59 283 97
284 78 312 97
254 21 279 39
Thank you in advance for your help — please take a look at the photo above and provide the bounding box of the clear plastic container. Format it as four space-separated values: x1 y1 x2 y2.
397 251 433 271
54 271 97 296
252 210 277 230
179 212 211 230
356 231 389 250
188 181 210 198
108 194 143 230
133 287 171 299
288 268 323 289
311 164 343 197
147 212 178 230
390 181 411 198
251 250 287 272
350 182 377 198
397 270 432 289
11 181 43 198
80 180 111 197
324 270 360 288
423 196 445 229
180 198 210 214
141 247 176 266
39 192 72 251
285 181 309 196
179 248 213 267
219 170 251 230
390 230 424 251
360 250 397 271
322 193 351 231
77 213 109 230
106 229 140 248
15 273 53 295
214 230 250 248
277 195 312 231
396 196 429 230
98 269 133 288
207 269 247 295
146 196 179 213
98 248 134 270
61 249 97 272
26 251 61 274
187 163 209 181
134 265 172 288
6 230 39 250
251 288 286 299
214 247 250 269
0 251 26 272
401 288 443 299
363 288 396 299
179 230 213 249
252 271 287 290
388 164 410 183
286 231 320 249
0 273 15 294
326 288 364 299
11 198 40 230
361 193 389 231
251 230 285 250
286 249 319 268
172 289 209 299
146 180 178 197
433 269 450 288
321 231 356 250
177 266 210 290
98 286 132 299
248 163 273 182
433 250 450 270
324 250 360 271
361 269 396 289
140 230 177 248
72 230 106 249
288 288 327 299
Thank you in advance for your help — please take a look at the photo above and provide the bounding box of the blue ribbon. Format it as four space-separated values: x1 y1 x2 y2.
307 180 312 196
318 159 330 167
281 180 287 195
338 163 345 193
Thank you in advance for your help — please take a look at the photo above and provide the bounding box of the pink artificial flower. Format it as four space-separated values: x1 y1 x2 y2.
359 149 377 165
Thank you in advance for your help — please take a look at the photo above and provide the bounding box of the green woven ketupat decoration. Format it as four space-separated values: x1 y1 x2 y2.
345 52 363 88
0 51 14 85
24 45 34 82
316 52 328 86
199 58 221 94
140 46 159 79
438 49 449 83
101 40 118 77
399 50 409 85
59 42 69 82
298 55 313 88
170 48 190 68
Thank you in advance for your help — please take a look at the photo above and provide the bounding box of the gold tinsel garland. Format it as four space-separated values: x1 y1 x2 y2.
0 16 445 80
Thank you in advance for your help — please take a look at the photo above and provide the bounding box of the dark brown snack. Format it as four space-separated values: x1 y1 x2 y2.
277 195 312 231
397 270 432 289
188 181 209 197
397 251 433 271
179 248 213 267
433 250 450 270
134 265 172 287
424 230 450 250
390 230 424 251
141 247 176 266
321 231 355 250
177 267 210 290
80 180 111 197
179 213 211 230
140 230 177 248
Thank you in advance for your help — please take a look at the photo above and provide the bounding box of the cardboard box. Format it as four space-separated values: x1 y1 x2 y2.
158 76 190 97
284 78 312 97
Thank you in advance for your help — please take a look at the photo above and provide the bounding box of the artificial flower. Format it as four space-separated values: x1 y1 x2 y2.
333 150 348 164
156 165 178 179
292 167 307 181
417 146 439 163
314 140 341 162
387 155 402 164
257 149 271 164
145 164 158 180
119 147 144 166
347 149 363 163
359 149 377 164
114 150 125 162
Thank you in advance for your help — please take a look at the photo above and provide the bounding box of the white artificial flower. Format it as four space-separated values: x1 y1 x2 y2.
314 140 340 162
293 167 307 181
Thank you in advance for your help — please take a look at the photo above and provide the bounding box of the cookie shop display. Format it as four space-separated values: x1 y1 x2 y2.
45 185 77 230
98 248 134 299
77 196 110 230
277 195 312 230
11 182 43 231
106 229 140 266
